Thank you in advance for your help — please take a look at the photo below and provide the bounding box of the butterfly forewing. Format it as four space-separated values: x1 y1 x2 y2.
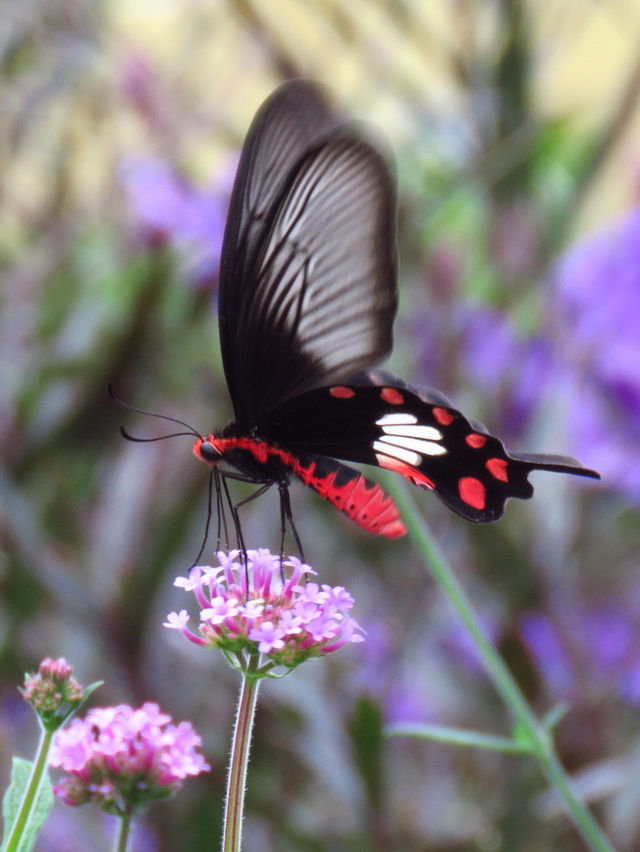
218 81 397 429
219 81 337 291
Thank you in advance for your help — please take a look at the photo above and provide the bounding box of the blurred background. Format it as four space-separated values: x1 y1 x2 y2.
2 1 640 849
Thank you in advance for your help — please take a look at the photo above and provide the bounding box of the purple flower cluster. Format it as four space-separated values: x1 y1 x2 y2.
120 156 234 288
411 250 554 443
552 208 640 505
416 206 640 510
50 703 209 814
165 549 364 673
461 305 554 439
520 598 640 705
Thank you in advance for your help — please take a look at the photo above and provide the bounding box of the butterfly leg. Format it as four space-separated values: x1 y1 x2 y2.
213 468 229 551
219 471 273 566
277 479 305 566
191 469 218 567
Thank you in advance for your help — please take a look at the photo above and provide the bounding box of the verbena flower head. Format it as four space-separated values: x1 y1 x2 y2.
20 658 86 732
50 702 210 816
164 549 364 676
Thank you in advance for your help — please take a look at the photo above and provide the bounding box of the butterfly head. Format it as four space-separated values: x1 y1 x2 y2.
194 436 224 466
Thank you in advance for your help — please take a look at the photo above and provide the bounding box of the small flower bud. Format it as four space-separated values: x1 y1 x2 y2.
20 658 86 731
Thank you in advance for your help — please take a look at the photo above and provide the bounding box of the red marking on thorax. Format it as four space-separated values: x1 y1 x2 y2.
193 435 276 464
486 458 509 482
465 433 487 449
329 385 355 398
458 476 486 509
432 407 454 426
380 387 404 405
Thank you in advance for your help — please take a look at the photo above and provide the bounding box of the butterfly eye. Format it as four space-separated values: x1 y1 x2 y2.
199 441 223 464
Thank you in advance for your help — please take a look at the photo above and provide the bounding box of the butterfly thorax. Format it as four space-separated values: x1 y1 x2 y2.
193 429 294 484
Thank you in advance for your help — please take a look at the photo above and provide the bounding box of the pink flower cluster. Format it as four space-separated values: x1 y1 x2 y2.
164 549 364 672
50 702 210 814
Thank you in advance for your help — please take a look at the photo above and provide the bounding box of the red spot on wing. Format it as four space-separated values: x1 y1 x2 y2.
459 476 486 509
375 453 436 491
486 458 509 482
465 433 487 449
433 407 454 426
329 385 355 399
380 387 404 405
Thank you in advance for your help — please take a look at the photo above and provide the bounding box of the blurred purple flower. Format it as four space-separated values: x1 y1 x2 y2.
120 51 167 134
438 611 501 676
552 208 640 505
519 612 575 697
413 207 640 510
461 306 555 438
40 809 157 852
520 598 640 705
386 671 437 724
411 288 555 441
120 156 235 288
353 620 436 724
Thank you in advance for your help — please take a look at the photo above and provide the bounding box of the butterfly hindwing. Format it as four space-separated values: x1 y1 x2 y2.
267 370 600 523
218 81 397 429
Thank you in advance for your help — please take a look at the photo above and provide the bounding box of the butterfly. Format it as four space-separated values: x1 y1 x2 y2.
188 79 599 545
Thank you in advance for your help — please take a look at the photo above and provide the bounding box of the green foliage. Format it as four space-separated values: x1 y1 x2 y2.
1 759 54 852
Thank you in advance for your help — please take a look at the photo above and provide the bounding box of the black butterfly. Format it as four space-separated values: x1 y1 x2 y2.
186 80 599 544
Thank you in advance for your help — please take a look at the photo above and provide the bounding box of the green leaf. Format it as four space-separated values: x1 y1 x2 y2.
349 697 385 806
2 757 54 852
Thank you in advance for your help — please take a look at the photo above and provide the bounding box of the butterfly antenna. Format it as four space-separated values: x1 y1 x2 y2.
108 383 201 439
119 426 198 443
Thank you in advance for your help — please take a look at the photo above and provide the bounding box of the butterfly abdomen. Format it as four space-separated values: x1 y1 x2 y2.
193 433 406 537
287 453 407 538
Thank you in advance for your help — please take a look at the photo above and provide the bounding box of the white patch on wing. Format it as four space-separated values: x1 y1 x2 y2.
377 434 447 457
372 440 420 466
376 412 418 426
381 424 442 441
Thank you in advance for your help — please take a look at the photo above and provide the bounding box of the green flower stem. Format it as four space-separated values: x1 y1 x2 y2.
222 660 261 852
387 723 533 754
115 813 132 852
383 473 616 852
4 727 54 852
